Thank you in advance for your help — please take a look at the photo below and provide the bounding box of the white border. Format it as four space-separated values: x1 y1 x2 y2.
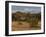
9 3 44 35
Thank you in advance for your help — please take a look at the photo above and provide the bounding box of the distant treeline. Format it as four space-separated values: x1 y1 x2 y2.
12 11 41 21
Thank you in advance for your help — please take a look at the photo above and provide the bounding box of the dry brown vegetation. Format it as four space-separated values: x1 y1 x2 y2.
12 21 32 31
12 11 41 31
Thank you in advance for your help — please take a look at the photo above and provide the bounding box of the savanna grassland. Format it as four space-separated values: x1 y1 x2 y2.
12 11 41 31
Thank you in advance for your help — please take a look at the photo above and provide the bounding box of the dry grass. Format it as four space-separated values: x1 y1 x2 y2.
12 21 32 31
12 21 41 31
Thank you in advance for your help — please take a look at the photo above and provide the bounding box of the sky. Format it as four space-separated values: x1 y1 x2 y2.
12 5 41 14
